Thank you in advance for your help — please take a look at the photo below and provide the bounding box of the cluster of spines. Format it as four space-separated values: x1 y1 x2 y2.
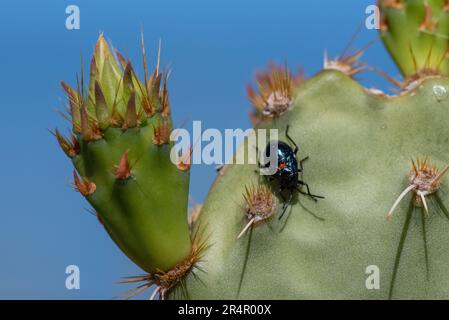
387 157 449 299
323 49 366 77
247 63 304 124
247 42 369 125
387 157 449 220
55 35 179 188
237 183 276 239
57 34 171 146
53 128 80 158
116 221 210 300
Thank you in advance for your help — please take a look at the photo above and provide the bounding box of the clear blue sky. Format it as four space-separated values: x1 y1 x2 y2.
0 0 398 299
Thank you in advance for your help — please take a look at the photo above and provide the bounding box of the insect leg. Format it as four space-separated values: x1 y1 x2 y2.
285 125 299 155
297 180 325 201
279 191 293 220
299 156 309 171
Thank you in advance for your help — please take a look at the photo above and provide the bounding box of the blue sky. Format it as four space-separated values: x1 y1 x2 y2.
0 0 399 299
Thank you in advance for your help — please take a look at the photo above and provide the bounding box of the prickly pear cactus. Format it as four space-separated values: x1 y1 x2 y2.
183 0 449 300
379 0 449 78
185 70 449 299
55 0 449 300
55 34 204 299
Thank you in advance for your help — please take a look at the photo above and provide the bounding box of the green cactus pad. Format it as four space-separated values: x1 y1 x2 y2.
57 35 192 275
75 124 191 274
184 70 449 299
380 0 449 78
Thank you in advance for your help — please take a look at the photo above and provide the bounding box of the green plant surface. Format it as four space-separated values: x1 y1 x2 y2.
75 124 191 274
380 0 449 77
57 35 192 275
184 70 449 299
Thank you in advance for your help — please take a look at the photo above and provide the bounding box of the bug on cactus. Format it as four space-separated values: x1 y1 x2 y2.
258 125 324 220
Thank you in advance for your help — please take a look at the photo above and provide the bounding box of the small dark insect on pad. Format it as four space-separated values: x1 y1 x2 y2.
258 125 324 220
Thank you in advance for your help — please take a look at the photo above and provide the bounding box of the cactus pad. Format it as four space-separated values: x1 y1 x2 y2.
185 70 449 299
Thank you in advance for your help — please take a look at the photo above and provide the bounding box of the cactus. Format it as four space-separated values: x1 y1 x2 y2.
55 34 206 299
185 69 449 299
183 0 449 299
379 0 449 85
55 0 449 299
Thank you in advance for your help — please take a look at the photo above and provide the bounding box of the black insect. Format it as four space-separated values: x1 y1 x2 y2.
258 125 324 219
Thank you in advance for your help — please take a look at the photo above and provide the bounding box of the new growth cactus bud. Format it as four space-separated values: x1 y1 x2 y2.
55 34 201 299
247 64 304 124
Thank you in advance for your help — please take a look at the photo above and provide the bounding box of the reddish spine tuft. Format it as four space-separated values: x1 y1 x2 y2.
54 129 80 158
114 151 132 179
176 146 191 171
73 170 96 196
152 120 171 145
